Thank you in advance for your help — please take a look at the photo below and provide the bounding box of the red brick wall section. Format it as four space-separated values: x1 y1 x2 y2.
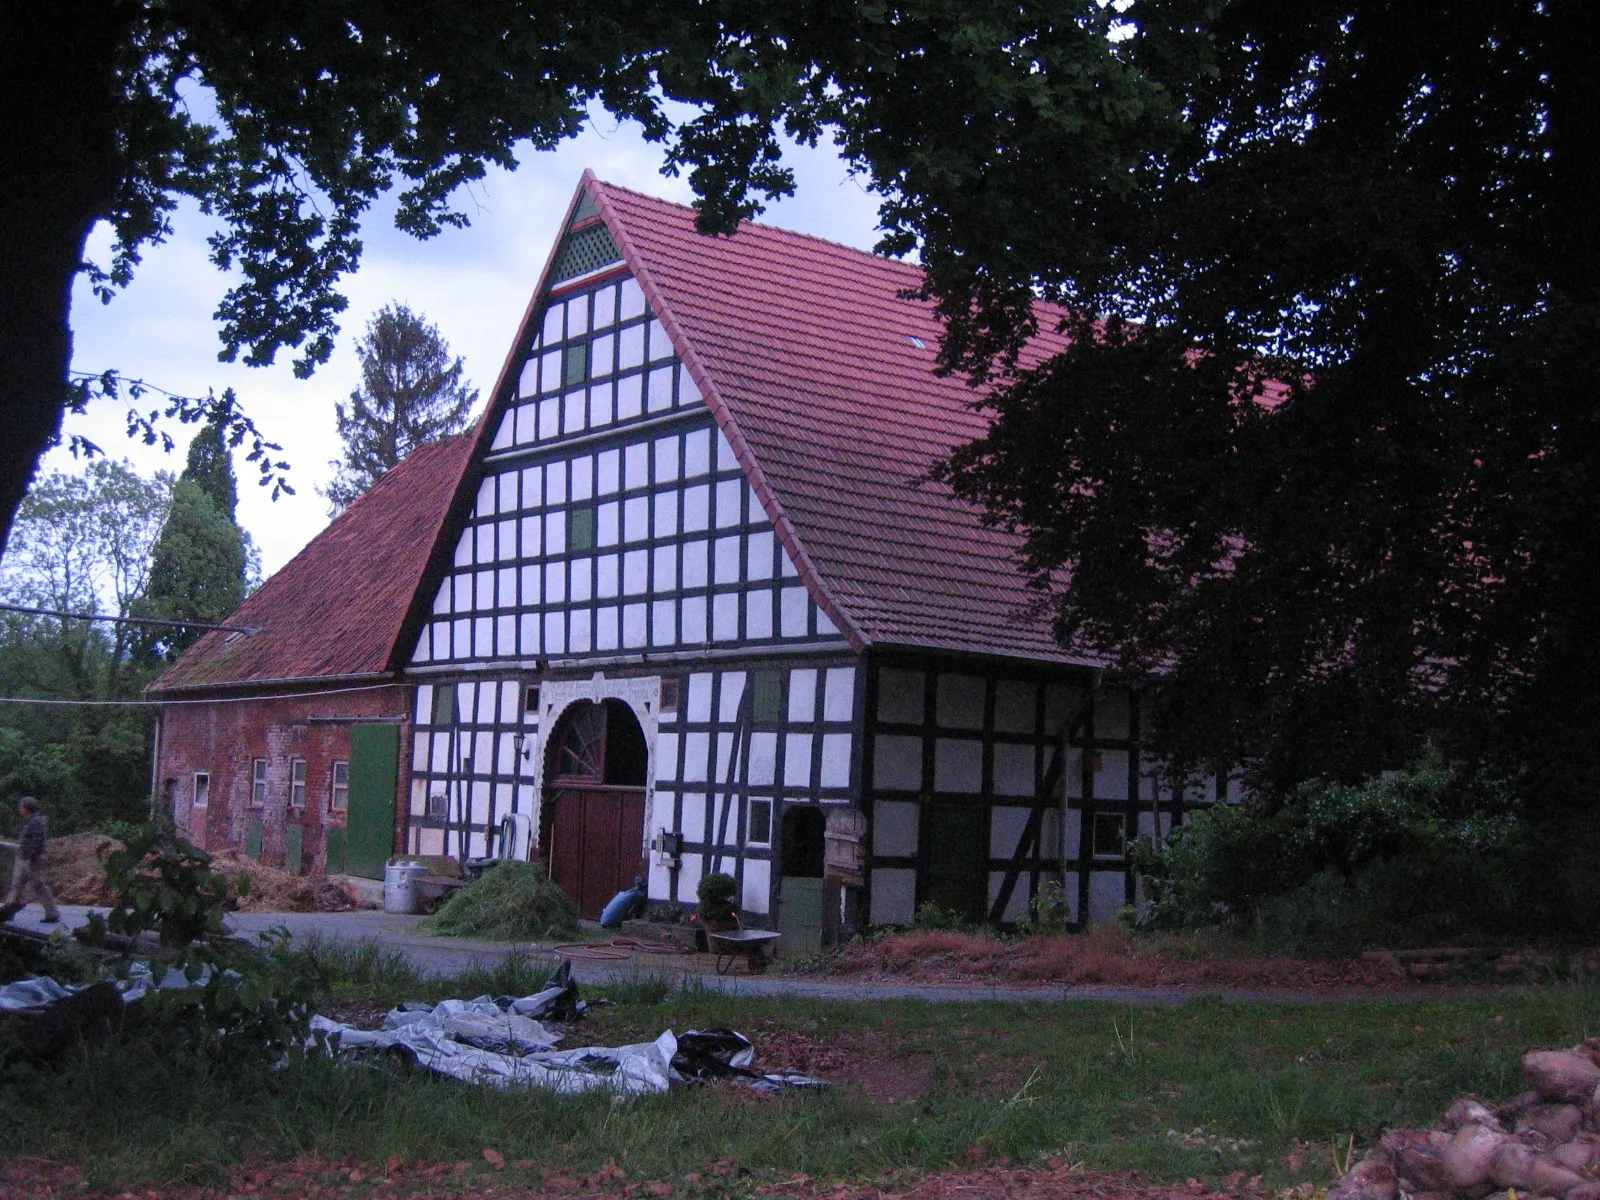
155 685 413 875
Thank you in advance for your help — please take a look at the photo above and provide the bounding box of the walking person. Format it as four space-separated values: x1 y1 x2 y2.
0 796 61 924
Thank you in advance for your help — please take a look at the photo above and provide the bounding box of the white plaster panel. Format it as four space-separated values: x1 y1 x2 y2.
687 673 713 722
823 668 855 723
993 742 1036 796
1095 691 1131 740
987 872 1031 924
990 806 1031 860
416 685 434 724
712 592 739 641
648 857 672 902
747 530 774 580
819 734 851 788
682 540 708 587
470 780 491 825
779 587 808 637
684 428 711 476
876 668 925 724
681 596 707 643
873 800 919 856
788 669 817 723
1045 683 1086 734
569 608 592 652
411 733 429 772
713 535 740 583
1066 746 1084 798
873 735 923 791
870 869 917 926
747 732 778 786
680 793 706 841
430 735 450 774
1096 750 1131 800
418 827 445 856
719 671 746 722
682 732 710 782
746 590 773 638
1064 807 1082 862
1089 871 1127 924
985 681 1036 739
934 738 983 793
675 853 703 904
655 733 679 781
714 731 736 783
410 779 428 817
783 733 814 787
937 674 986 729
741 859 770 914
650 599 674 647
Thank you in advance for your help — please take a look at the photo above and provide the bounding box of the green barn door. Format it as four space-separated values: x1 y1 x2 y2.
346 724 398 879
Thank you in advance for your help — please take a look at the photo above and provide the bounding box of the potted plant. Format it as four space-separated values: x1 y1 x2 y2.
694 872 739 949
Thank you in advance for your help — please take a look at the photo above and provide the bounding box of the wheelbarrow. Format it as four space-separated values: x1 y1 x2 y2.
706 928 780 975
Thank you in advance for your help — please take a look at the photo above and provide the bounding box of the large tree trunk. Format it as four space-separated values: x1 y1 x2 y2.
0 2 125 560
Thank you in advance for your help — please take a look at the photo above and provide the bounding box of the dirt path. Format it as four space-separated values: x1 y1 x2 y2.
7 905 1506 1004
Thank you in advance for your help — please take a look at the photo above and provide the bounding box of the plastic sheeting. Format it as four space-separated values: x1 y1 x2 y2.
313 1002 679 1094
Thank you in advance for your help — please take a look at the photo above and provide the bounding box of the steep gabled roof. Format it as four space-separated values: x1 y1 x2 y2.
586 177 1093 666
149 434 475 693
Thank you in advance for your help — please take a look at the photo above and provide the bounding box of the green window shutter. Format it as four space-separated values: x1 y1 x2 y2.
245 818 264 861
569 507 595 552
563 343 588 387
285 823 303 876
752 671 784 722
432 683 456 727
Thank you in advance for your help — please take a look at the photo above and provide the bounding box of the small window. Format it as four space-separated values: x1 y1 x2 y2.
659 678 680 713
251 759 267 807
525 684 541 713
290 758 307 808
1092 812 1127 859
751 671 784 722
569 507 595 551
747 797 773 846
330 760 349 811
427 791 449 820
193 771 210 809
563 343 588 387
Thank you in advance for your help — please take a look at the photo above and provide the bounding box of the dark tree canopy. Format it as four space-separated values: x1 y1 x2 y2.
0 0 1155 559
323 304 477 515
930 2 1599 805
180 416 239 521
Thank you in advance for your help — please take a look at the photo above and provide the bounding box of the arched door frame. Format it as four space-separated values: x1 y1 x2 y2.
528 671 661 856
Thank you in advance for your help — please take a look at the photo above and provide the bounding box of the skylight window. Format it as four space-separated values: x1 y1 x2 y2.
908 335 927 350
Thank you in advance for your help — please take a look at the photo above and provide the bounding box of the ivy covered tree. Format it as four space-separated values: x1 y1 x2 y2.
136 419 254 662
322 304 477 515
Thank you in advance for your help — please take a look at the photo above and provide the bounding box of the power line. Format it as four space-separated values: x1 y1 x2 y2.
0 682 397 708
0 602 261 637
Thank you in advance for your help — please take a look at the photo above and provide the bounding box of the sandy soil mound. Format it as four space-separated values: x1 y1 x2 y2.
40 835 374 913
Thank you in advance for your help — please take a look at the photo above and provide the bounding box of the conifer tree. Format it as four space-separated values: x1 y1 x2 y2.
322 304 477 514
137 418 250 662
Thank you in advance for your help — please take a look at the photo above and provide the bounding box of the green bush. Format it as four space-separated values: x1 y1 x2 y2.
695 872 738 925
1130 761 1595 947
421 862 581 942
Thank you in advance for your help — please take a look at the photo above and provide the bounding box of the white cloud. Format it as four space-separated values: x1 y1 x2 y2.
53 119 884 577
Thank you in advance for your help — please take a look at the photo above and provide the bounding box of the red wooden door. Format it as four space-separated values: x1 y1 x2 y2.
543 700 648 918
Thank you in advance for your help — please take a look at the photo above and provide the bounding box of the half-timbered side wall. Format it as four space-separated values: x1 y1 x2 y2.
864 660 1199 929
652 659 857 915
407 678 537 860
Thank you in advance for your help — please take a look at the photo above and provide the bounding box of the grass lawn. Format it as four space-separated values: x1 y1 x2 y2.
2 945 1597 1197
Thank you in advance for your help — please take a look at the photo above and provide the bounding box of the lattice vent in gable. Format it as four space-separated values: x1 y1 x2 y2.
551 224 621 282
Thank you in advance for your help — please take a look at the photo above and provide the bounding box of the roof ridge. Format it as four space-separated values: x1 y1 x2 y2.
593 178 922 282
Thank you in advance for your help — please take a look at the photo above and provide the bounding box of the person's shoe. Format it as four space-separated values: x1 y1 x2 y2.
0 903 22 924
40 913 62 924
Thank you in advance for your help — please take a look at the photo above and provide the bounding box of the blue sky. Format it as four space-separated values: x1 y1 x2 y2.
54 113 885 577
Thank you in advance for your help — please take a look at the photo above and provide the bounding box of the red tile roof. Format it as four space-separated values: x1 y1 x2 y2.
148 434 475 692
591 177 1097 666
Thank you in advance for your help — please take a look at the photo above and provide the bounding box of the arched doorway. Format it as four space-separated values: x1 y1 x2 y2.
541 698 648 918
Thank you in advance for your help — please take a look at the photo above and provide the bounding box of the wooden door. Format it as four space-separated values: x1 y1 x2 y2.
924 803 988 922
542 700 647 918
346 724 398 880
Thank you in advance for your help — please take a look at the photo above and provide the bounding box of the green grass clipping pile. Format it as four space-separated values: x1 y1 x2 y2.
420 862 582 942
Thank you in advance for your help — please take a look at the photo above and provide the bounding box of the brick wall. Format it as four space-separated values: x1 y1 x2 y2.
155 684 413 875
